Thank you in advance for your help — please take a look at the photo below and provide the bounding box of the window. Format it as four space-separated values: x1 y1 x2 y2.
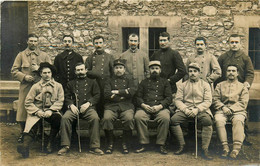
249 28 260 70
122 27 139 52
149 28 167 58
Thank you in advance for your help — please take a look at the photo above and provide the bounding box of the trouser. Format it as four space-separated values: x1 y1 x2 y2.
170 111 213 150
22 113 61 149
215 113 245 151
60 108 100 148
135 109 170 145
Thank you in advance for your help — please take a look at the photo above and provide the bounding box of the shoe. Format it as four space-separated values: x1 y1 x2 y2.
17 144 29 158
44 143 53 154
202 149 213 160
135 146 146 153
17 134 24 143
221 150 229 158
159 145 168 155
174 145 185 155
57 146 69 155
105 144 113 154
89 148 104 155
229 150 239 159
122 144 129 154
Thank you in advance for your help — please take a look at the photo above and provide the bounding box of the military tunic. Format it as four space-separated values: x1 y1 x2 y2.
54 50 83 88
102 75 136 130
11 48 51 121
135 77 172 145
60 77 101 148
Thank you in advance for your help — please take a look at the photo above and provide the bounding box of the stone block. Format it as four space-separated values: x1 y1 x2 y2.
203 6 217 16
91 9 102 15
235 2 252 11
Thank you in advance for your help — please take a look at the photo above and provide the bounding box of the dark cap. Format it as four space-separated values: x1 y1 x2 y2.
38 62 57 76
188 62 200 72
113 58 126 67
149 61 161 68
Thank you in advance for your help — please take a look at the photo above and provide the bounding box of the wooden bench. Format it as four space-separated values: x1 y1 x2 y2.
0 80 20 122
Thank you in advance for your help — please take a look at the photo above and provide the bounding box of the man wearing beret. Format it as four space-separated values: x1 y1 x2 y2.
135 60 172 154
17 62 64 158
102 58 136 154
58 63 103 155
11 34 51 143
170 63 213 160
213 64 249 159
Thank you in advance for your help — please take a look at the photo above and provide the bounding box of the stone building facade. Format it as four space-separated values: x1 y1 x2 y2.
27 0 260 64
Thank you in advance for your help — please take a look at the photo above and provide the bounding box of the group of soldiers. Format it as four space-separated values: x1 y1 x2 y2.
12 31 254 160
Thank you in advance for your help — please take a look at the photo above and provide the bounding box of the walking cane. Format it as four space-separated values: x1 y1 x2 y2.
41 92 46 152
74 93 81 152
195 115 198 159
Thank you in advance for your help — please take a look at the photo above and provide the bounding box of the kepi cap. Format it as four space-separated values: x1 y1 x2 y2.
113 58 126 67
149 61 161 67
188 62 200 72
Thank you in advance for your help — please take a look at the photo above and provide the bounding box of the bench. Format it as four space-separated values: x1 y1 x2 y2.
0 80 20 122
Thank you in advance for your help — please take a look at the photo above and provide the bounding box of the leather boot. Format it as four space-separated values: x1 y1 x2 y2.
171 125 185 155
104 130 114 154
122 130 132 154
17 133 32 158
202 149 213 160
45 128 59 153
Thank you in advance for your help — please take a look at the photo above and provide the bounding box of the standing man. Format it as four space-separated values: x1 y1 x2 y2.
216 34 254 145
17 62 63 158
58 63 104 155
150 32 186 94
213 64 249 159
102 58 136 154
170 63 213 160
185 37 221 89
54 35 84 89
11 34 51 143
135 61 172 154
120 33 149 87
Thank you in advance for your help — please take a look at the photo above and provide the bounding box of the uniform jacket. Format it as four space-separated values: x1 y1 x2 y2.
185 52 221 83
175 79 213 117
151 47 186 93
104 75 136 111
54 50 83 88
136 77 172 109
11 48 51 121
213 80 249 117
85 50 114 82
216 50 254 86
65 77 100 110
120 49 149 87
24 79 64 133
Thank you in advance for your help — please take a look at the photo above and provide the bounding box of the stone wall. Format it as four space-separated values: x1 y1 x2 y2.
28 0 260 63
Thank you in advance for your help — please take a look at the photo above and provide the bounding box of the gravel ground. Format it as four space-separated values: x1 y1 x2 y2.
0 122 259 166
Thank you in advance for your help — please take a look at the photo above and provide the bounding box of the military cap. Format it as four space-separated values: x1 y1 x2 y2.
113 58 126 67
38 62 57 76
149 61 161 68
188 62 200 72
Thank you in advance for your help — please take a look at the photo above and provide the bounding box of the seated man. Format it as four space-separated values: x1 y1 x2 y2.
170 63 213 160
135 61 172 154
102 58 136 154
17 62 64 158
58 63 103 155
213 64 249 159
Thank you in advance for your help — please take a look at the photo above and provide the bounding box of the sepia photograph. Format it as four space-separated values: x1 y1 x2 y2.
0 0 259 165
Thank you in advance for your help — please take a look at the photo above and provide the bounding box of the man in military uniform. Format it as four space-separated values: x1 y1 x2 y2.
85 35 114 117
57 63 104 155
11 34 51 143
54 35 84 89
170 63 213 160
17 62 63 158
120 33 149 87
102 58 136 154
213 64 249 159
135 61 172 154
215 34 254 146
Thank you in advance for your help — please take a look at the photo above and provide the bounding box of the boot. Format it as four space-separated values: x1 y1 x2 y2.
171 125 185 155
17 122 26 143
44 129 59 154
17 133 32 158
201 126 213 160
104 130 114 154
122 130 132 154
